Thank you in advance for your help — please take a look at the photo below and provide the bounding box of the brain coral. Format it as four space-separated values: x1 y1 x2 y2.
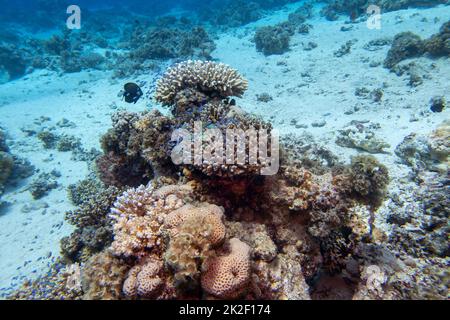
109 184 193 257
201 238 251 299
164 203 226 285
122 257 164 299
155 60 248 106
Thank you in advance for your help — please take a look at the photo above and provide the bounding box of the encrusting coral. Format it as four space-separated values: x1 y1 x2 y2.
164 203 226 286
81 250 130 300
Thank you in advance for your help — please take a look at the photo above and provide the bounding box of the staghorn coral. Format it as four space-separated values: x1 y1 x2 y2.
201 238 251 299
155 60 248 106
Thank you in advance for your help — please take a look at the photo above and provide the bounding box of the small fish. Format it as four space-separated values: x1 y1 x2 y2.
123 82 143 104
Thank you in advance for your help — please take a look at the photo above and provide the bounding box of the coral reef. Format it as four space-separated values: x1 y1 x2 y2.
345 155 390 205
423 20 450 57
122 256 166 299
321 0 447 21
0 43 28 81
0 150 14 195
109 184 194 258
385 21 450 70
164 203 226 287
28 172 59 199
128 27 215 62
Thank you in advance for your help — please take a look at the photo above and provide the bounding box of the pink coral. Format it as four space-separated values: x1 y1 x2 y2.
201 238 251 299
123 257 164 298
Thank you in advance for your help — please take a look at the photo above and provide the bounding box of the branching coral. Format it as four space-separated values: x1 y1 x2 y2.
109 184 194 258
201 238 251 299
155 60 248 106
62 180 123 263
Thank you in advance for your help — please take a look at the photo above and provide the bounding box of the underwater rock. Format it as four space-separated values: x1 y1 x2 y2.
0 151 14 195
384 32 425 70
424 20 450 57
321 0 448 21
430 95 446 113
334 40 357 57
29 172 59 199
336 121 390 153
395 121 449 173
254 23 293 56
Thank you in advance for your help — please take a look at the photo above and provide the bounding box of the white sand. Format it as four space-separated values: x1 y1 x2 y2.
0 4 448 297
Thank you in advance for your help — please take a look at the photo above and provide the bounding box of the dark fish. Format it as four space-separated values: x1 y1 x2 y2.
123 82 143 104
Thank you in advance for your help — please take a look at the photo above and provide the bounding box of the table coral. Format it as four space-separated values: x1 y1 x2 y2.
155 60 248 106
